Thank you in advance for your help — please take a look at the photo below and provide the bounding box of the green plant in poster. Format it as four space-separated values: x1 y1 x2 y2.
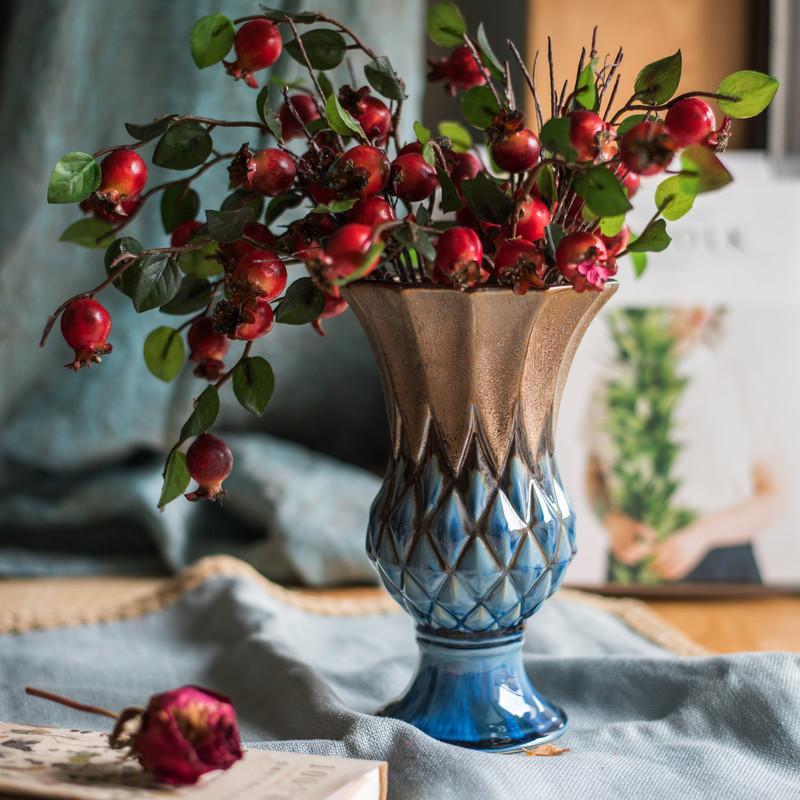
604 308 696 583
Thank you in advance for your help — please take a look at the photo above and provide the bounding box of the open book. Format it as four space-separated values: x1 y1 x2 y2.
0 722 386 800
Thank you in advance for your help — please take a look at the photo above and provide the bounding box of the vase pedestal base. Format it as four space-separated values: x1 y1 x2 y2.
378 629 567 752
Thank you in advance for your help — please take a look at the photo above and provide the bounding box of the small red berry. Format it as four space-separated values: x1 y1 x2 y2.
324 223 380 281
90 151 147 216
514 196 550 242
338 145 391 198
60 298 112 370
390 153 438 202
170 220 203 248
231 296 274 340
432 226 487 289
491 129 541 173
311 292 349 336
185 433 233 502
220 223 278 266
495 238 546 294
187 317 230 381
278 94 321 141
665 97 716 147
449 151 482 188
600 226 630 257
556 232 616 292
446 46 486 90
250 149 297 196
226 20 282 88
568 110 617 163
339 87 393 145
347 197 395 227
620 121 678 176
619 169 640 199
398 141 423 156
232 249 287 301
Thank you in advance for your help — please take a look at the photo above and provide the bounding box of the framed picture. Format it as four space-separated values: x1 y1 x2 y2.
560 152 800 592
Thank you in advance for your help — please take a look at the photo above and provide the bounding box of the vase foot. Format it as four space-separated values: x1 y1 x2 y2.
378 630 567 752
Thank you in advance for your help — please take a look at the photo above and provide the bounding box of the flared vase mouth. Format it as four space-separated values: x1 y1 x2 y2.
345 279 619 296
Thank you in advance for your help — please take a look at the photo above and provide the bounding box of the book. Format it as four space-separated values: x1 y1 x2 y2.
0 722 386 800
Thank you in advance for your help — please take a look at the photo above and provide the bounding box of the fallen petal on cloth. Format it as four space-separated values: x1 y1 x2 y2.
1 559 799 799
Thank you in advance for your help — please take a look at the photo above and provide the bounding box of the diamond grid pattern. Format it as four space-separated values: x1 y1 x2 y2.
367 411 576 633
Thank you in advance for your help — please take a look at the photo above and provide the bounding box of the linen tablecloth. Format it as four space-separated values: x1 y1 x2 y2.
1 558 798 799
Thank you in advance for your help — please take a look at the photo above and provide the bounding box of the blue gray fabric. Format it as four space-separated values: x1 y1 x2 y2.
1 574 798 799
0 0 423 577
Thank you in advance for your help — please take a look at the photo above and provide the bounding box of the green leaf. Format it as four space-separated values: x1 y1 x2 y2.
130 254 182 312
573 166 632 217
634 50 682 105
575 60 597 110
438 120 472 152
679 146 733 194
630 251 648 277
104 237 143 296
535 163 557 207
461 172 513 224
539 117 577 161
317 71 334 99
364 57 407 101
256 86 283 140
179 386 220 441
158 451 190 509
178 238 223 278
160 276 213 315
59 218 114 248
153 122 213 170
47 152 101 204
427 1 466 46
476 22 503 80
190 13 234 68
654 175 696 220
628 219 671 253
616 114 648 136
717 70 779 119
436 166 463 213
275 277 326 324
544 223 566 262
461 85 500 130
233 356 275 416
221 189 264 219
413 120 431 145
264 192 304 226
422 141 436 166
206 207 256 243
599 214 626 236
311 197 358 214
324 92 366 140
285 29 346 70
143 326 186 382
161 183 200 233
125 116 176 142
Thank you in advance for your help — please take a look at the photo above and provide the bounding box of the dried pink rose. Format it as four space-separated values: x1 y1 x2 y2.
130 685 243 786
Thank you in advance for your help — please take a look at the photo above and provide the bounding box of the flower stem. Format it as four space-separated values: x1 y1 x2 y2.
25 687 119 720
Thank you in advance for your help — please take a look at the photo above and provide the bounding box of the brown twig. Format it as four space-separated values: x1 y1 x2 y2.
547 37 556 118
26 687 118 720
603 74 622 121
214 341 253 390
462 34 504 109
507 40 541 128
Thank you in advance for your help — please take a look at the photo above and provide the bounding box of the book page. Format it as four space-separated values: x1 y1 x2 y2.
0 723 386 800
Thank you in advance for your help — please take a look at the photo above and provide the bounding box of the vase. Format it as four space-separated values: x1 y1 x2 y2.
345 281 617 752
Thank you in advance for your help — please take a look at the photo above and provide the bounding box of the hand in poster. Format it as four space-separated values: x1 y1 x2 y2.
649 527 713 581
605 512 657 566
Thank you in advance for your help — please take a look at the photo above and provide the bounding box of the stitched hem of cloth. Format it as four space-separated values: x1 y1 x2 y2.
0 555 708 655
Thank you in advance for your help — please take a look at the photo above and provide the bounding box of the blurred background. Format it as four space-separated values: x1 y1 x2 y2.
0 0 797 590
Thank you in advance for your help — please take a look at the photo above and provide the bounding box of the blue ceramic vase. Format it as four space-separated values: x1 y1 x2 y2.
346 282 616 752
